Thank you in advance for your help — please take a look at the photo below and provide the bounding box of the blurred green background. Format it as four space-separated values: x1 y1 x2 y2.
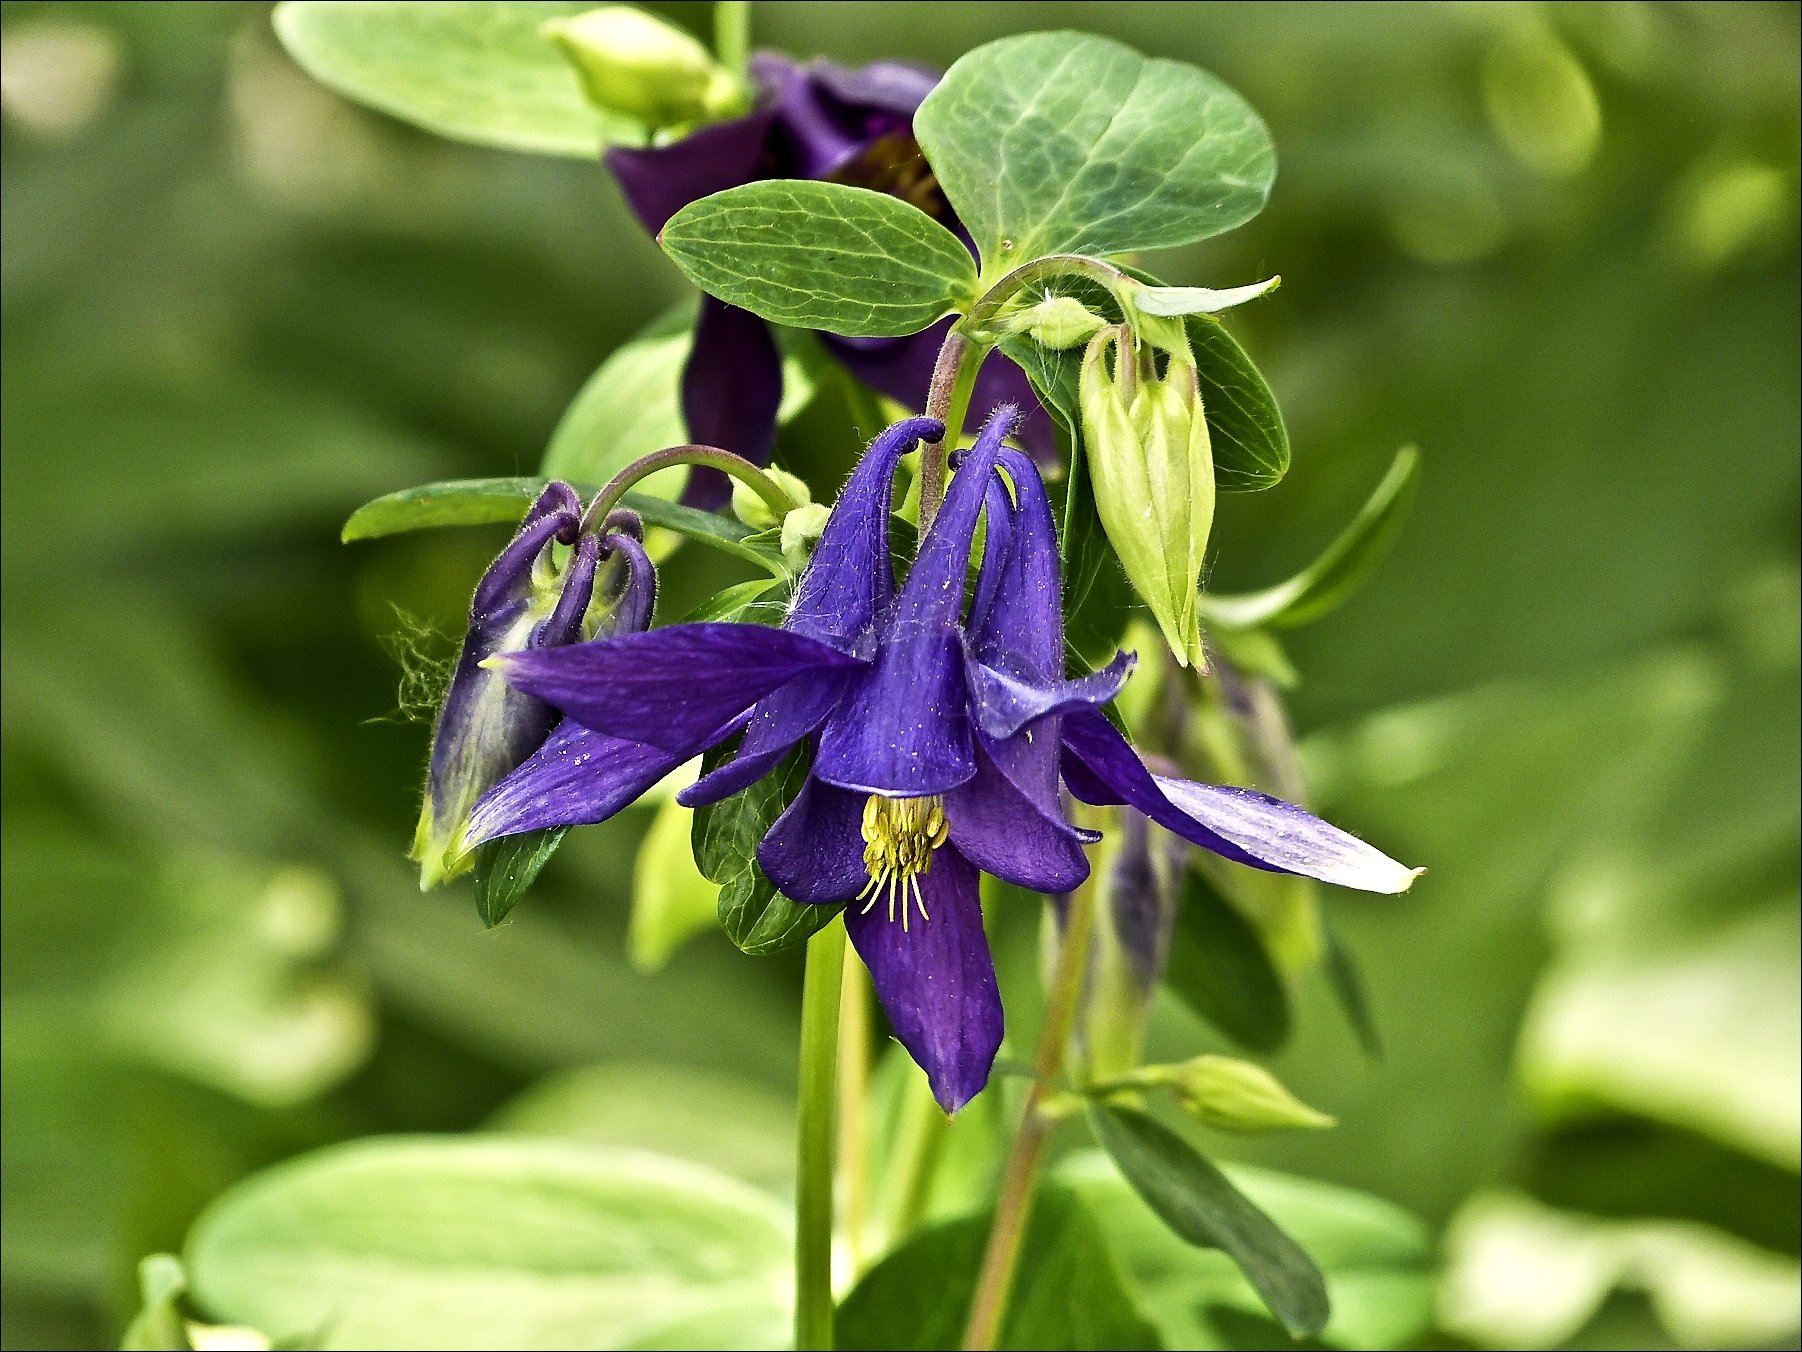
2 2 1796 1348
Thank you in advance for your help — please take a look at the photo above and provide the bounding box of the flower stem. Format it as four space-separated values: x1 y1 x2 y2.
960 878 1102 1350
579 444 798 535
836 943 872 1277
962 253 1133 334
796 920 847 1351
918 331 983 531
714 0 751 78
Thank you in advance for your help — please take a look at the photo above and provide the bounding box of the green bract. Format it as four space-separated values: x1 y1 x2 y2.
915 31 1276 277
542 6 743 130
272 1 639 156
660 181 979 337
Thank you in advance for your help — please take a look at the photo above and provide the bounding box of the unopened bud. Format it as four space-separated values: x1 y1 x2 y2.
543 7 742 130
1163 1055 1334 1133
731 465 812 531
779 502 832 571
1006 294 1108 350
1080 324 1215 667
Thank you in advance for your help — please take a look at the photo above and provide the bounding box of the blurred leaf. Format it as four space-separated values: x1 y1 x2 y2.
1089 1104 1330 1340
1057 1150 1435 1350
692 745 838 956
661 182 978 337
1133 278 1280 317
271 1 636 157
1321 922 1382 1059
1202 448 1421 629
121 1255 193 1352
473 828 568 929
916 32 1274 272
542 304 820 492
486 1062 795 1192
341 477 785 574
836 1183 1161 1350
184 1137 792 1349
628 796 718 971
1162 866 1291 1054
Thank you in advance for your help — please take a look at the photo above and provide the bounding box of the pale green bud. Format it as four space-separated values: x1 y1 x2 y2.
731 466 812 531
779 502 832 571
1162 1055 1335 1133
1006 294 1109 350
543 7 742 130
1080 325 1215 667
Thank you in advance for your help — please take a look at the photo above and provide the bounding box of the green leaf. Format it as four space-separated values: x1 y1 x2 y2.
340 477 785 575
1057 1151 1435 1351
692 745 837 955
472 828 567 929
1133 277 1281 317
1090 1104 1330 1341
628 796 719 972
660 181 977 337
543 305 820 492
836 1183 1162 1350
121 1254 193 1351
272 1 637 158
915 32 1275 274
1163 865 1291 1053
1187 312 1291 493
1202 447 1421 628
183 1136 791 1350
1322 921 1383 1059
487 1062 795 1193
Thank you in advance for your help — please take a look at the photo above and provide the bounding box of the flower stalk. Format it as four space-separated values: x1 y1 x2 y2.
578 443 800 535
796 921 847 1351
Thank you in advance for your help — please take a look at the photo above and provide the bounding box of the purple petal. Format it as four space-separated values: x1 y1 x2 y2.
681 297 784 505
496 623 860 757
822 324 1058 464
678 671 851 808
787 415 943 653
589 530 658 639
968 447 1064 673
845 846 1002 1113
465 719 685 846
756 775 869 903
809 59 939 120
945 739 1091 894
811 408 1013 795
964 649 1136 741
968 469 1019 639
1062 710 1422 894
539 532 601 647
604 106 777 235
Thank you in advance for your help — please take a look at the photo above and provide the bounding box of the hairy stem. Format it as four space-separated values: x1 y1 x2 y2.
960 879 1101 1350
579 444 798 535
918 330 982 530
796 921 846 1351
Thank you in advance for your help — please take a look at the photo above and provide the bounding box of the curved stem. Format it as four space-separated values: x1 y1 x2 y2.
963 253 1133 333
796 921 847 1351
579 444 798 535
961 879 1102 1351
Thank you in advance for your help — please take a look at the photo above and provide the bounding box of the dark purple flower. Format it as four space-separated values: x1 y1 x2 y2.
605 52 1051 500
469 409 1417 1111
411 485 654 888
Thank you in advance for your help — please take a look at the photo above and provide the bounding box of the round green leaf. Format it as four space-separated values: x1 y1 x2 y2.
272 1 637 158
916 32 1276 274
184 1136 792 1350
660 181 978 337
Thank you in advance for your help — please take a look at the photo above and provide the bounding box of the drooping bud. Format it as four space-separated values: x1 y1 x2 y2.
779 502 833 571
1079 322 1215 668
1158 1054 1334 1133
730 465 812 531
1005 293 1108 350
542 6 744 131
412 484 633 889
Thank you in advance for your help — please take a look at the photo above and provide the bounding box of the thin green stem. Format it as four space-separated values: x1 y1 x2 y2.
962 253 1133 334
579 443 797 535
836 943 872 1278
960 877 1103 1351
881 1067 950 1243
713 0 751 80
796 922 847 1351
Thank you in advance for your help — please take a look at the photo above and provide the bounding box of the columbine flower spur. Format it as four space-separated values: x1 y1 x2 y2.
469 409 1418 1110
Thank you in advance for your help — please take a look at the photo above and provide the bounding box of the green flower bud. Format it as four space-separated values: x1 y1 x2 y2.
1006 293 1109 350
1080 324 1215 667
542 7 742 130
1162 1055 1334 1133
779 502 832 571
731 465 812 531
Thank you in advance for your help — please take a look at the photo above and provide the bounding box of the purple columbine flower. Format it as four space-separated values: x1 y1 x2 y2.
411 484 655 889
470 410 1418 1110
605 52 1050 497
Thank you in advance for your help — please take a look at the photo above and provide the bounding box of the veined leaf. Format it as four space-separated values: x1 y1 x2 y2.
916 32 1274 275
472 828 568 929
272 1 637 157
1202 447 1421 628
660 181 978 337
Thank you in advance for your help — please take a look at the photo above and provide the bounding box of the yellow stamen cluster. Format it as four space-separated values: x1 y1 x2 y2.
858 794 950 931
